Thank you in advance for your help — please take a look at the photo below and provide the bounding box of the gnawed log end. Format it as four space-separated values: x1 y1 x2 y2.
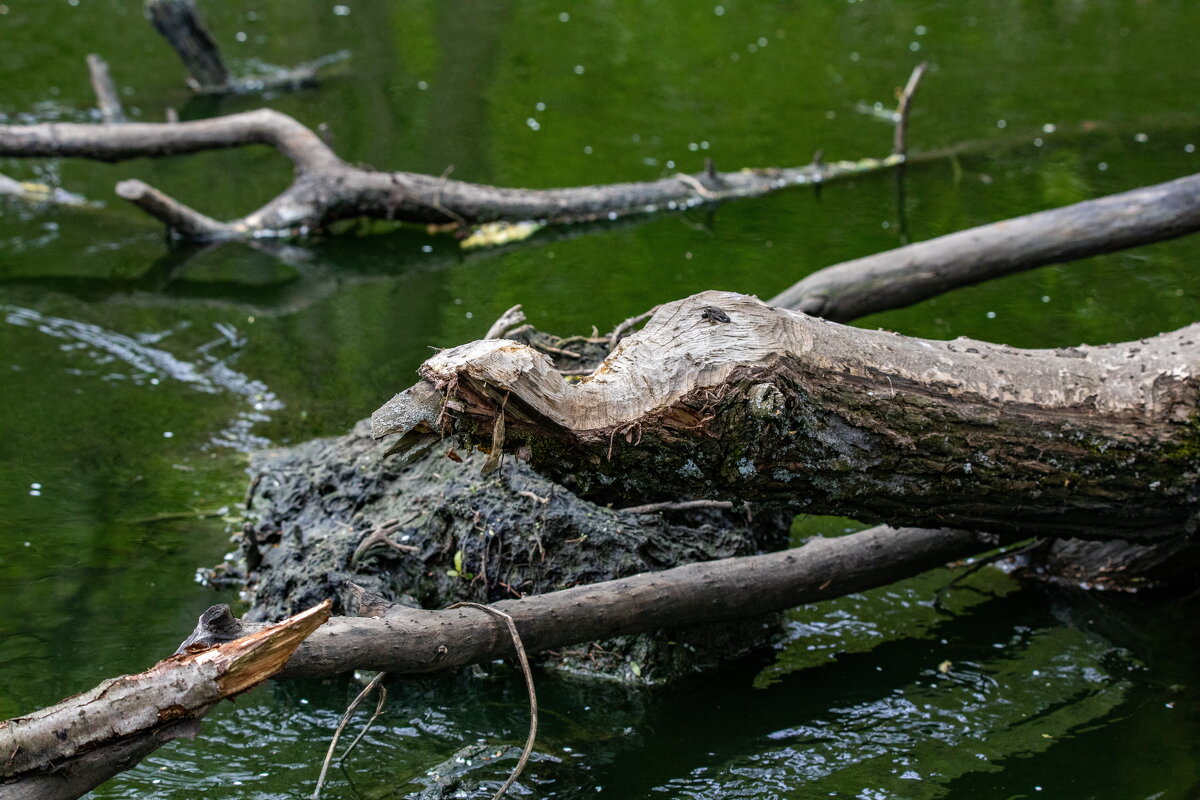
371 291 1200 539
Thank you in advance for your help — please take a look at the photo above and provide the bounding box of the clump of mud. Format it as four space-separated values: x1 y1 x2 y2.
210 419 790 683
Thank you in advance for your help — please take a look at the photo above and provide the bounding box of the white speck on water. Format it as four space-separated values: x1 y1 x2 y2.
915 24 927 35
417 80 428 90
30 482 41 490
685 252 693 259
700 140 710 149
1186 143 1196 153
465 311 473 319
714 4 725 14
666 159 675 169
881 220 890 229
996 119 1007 129
526 117 540 131
163 431 174 438
235 31 247 42
909 41 921 51
573 64 585 75
1134 132 1149 143
583 145 593 154
1042 295 1051 303
986 311 996 319
29 490 40 497
333 5 350 15
1033 137 1044 147
849 51 860 62
1098 162 1108 171
757 36 768 47
421 244 433 253
747 43 758 53
688 142 699 151
558 11 569 21
300 698 309 704
535 101 546 111
1042 123 1056 134
607 211 617 220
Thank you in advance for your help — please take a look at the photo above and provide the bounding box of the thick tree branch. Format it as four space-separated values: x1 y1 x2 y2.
374 291 1200 540
0 109 902 240
278 525 993 678
772 170 1200 321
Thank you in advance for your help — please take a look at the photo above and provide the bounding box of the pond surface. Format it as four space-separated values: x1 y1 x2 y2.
3 1 1200 798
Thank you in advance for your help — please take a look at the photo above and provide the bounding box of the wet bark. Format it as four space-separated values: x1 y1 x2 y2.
0 602 329 800
218 419 791 681
374 291 1200 541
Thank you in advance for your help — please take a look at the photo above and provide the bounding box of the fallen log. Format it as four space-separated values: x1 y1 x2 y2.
373 290 1200 540
0 601 330 800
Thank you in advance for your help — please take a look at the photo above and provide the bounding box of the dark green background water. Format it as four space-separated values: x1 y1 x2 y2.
3 2 1200 798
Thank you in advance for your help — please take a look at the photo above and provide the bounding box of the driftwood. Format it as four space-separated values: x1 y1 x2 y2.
275 525 993 679
0 522 993 798
0 108 905 240
773 170 1200 321
374 290 1200 540
0 601 330 800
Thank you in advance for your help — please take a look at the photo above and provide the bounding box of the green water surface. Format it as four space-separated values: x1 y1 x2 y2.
3 2 1200 798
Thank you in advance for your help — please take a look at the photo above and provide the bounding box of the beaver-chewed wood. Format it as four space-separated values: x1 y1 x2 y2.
375 291 1200 540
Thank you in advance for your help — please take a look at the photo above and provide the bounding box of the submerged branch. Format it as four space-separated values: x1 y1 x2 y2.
0 107 903 240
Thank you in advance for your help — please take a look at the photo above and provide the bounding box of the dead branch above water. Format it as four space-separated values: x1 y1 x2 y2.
0 107 906 240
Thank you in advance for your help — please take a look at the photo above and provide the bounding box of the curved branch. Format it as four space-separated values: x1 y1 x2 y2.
0 109 340 171
374 291 1200 539
0 108 901 240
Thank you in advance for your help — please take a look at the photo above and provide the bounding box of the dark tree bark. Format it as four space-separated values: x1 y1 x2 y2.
374 291 1200 541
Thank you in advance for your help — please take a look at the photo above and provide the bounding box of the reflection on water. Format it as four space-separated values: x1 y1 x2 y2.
3 1 1200 798
3 304 282 452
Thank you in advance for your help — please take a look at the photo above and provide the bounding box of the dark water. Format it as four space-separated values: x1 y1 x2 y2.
3 2 1200 798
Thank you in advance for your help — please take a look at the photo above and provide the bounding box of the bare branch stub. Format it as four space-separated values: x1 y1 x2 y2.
86 53 126 123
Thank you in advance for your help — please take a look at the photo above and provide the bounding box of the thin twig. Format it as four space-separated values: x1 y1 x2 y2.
446 602 538 800
893 61 929 156
312 671 389 799
608 305 662 348
485 304 527 340
619 499 734 514
934 538 1043 610
336 683 388 764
